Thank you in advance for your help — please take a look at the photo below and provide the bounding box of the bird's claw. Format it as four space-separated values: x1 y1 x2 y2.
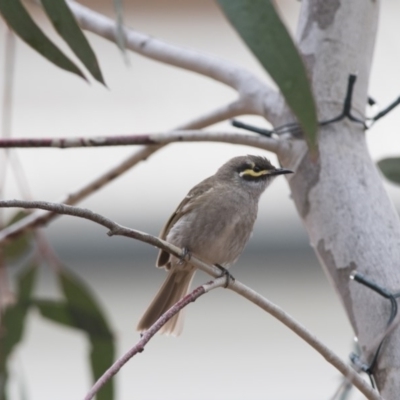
215 264 235 288
179 247 191 265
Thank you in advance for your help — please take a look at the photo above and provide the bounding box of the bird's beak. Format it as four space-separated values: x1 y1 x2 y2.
270 168 293 176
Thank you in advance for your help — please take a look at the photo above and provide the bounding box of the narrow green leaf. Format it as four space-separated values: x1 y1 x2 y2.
58 269 113 338
1 264 37 360
217 0 318 150
90 337 114 400
3 211 33 261
58 268 115 399
378 157 400 185
41 0 105 85
0 0 86 80
34 300 74 327
35 298 115 400
1 306 25 371
0 370 7 400
0 263 37 398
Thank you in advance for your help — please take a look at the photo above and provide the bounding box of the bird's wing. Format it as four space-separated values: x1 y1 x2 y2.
156 177 215 267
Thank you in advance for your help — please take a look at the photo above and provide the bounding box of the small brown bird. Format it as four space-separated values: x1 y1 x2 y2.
136 155 292 335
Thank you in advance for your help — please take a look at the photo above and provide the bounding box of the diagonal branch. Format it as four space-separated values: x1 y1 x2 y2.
5 0 289 244
0 101 247 244
0 130 286 155
8 0 290 253
84 277 227 400
65 0 282 123
0 199 383 400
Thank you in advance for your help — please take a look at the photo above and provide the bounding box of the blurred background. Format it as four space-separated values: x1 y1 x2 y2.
1 0 400 399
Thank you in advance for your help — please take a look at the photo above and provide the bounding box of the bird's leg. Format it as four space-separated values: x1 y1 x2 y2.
215 264 235 288
179 247 191 265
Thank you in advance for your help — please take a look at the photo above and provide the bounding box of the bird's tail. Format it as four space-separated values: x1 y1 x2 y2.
136 268 195 336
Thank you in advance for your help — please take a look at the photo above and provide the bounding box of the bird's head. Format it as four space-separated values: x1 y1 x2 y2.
216 155 293 196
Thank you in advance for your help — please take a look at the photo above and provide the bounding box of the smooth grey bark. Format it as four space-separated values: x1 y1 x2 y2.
280 0 400 397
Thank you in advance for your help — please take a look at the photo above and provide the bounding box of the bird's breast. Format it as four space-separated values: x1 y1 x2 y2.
166 197 257 266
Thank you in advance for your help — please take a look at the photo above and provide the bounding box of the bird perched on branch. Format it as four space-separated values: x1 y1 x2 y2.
137 155 292 336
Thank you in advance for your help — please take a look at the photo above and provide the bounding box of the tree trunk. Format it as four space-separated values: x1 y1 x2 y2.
280 0 400 396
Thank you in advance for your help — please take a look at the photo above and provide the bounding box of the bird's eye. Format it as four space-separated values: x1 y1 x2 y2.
253 166 261 172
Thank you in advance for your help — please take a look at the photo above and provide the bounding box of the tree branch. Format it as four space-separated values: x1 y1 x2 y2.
0 101 250 244
84 277 227 400
0 199 383 400
4 0 290 245
0 130 286 155
65 0 282 123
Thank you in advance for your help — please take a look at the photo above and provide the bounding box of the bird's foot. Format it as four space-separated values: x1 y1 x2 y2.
179 247 191 265
215 264 235 288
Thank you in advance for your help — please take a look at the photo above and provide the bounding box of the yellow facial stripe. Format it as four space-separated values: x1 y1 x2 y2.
240 169 268 177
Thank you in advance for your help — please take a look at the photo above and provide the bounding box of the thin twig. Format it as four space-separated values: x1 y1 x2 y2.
0 200 383 400
0 101 247 244
0 130 283 154
84 277 226 400
4 0 287 244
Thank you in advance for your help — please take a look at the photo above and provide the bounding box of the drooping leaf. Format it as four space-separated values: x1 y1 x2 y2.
217 0 318 150
0 0 86 80
35 298 114 400
0 264 37 399
34 300 74 327
58 268 114 399
378 157 400 185
1 305 26 387
3 211 33 261
90 337 114 400
34 268 115 400
1 263 37 360
58 269 113 339
41 0 105 84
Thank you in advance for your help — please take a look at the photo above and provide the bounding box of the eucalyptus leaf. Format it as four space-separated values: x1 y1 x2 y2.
58 268 115 399
1 264 37 359
35 297 115 400
217 0 318 150
0 264 37 399
378 157 400 185
0 0 86 80
90 337 114 400
41 0 105 84
58 269 113 338
34 268 115 399
34 300 74 327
